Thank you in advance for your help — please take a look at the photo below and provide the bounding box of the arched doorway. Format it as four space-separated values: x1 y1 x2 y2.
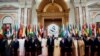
2 16 14 37
2 16 14 24
37 0 69 36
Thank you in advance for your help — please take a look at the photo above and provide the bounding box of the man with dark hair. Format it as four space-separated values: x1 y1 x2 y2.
65 37 72 56
83 35 91 56
47 35 54 56
60 38 65 56
5 37 13 56
34 37 41 56
12 37 19 56
89 36 96 56
31 38 35 56
0 37 6 56
97 35 100 56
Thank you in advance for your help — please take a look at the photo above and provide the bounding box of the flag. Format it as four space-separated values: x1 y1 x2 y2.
59 25 64 37
26 25 31 36
37 24 40 36
0 26 3 39
38 24 43 37
22 27 26 37
89 25 92 36
65 26 69 37
14 24 18 34
0 26 3 35
91 23 96 36
18 24 23 38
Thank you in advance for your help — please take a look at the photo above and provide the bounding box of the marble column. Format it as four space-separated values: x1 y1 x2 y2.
82 6 86 24
24 8 27 27
20 8 24 25
75 7 80 26
86 6 89 24
79 5 83 27
18 8 21 28
27 8 32 25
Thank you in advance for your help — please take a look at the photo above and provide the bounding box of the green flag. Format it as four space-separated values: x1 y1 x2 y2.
89 26 92 37
59 25 64 37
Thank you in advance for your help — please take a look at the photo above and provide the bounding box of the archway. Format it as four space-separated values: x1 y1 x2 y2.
2 16 14 36
2 16 14 24
37 0 69 36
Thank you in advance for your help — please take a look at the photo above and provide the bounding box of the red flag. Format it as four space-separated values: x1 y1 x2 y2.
18 24 23 38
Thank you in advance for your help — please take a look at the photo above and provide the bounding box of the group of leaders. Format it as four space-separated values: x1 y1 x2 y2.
0 34 100 56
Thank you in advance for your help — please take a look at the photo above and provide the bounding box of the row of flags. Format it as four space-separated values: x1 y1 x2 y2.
0 23 98 39
0 24 43 39
59 23 96 38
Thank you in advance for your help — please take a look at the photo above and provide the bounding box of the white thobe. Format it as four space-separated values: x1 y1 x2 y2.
41 38 48 56
18 39 25 56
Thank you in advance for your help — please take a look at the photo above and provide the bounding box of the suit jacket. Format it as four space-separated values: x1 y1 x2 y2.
34 38 41 51
31 39 35 52
64 38 72 52
60 39 66 51
12 40 19 50
5 40 13 56
24 39 29 51
47 37 54 51
0 39 6 52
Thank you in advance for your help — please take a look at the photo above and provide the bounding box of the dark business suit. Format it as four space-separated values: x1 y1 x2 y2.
94 38 98 56
12 40 19 56
31 39 35 56
65 38 72 56
24 39 30 56
34 38 41 56
60 39 65 56
0 39 6 56
97 38 100 56
95 38 100 56
89 38 96 56
83 38 91 56
47 37 54 56
5 40 13 56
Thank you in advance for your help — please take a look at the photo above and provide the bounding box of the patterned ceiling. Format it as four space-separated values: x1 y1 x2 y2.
0 0 18 2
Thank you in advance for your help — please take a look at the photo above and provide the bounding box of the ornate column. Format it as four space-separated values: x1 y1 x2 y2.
75 7 80 26
20 8 24 25
79 5 83 27
18 8 21 28
85 6 89 24
82 6 86 24
27 8 32 25
24 8 27 27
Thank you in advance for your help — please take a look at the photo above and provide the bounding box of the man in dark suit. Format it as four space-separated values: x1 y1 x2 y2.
12 38 19 56
60 38 65 56
89 36 96 56
31 38 35 56
47 35 54 56
24 37 30 56
83 35 91 56
65 37 72 56
34 37 41 56
97 36 100 56
0 37 6 56
5 37 13 56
